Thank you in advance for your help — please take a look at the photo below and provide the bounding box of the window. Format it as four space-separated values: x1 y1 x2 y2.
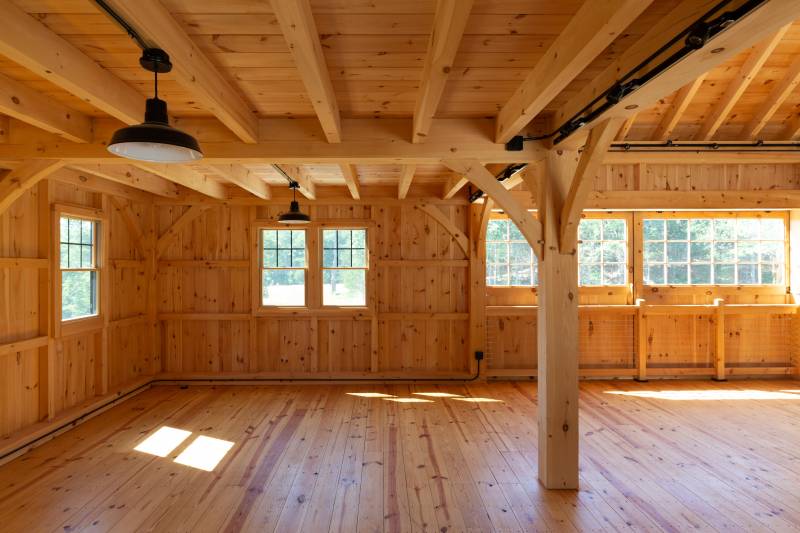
486 218 537 286
642 217 785 285
261 229 306 306
60 216 99 320
578 218 627 286
322 229 367 306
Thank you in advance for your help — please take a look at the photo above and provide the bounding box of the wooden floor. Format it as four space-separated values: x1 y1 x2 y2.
1 380 799 532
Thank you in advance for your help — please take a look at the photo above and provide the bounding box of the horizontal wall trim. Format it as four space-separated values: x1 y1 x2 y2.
0 257 48 269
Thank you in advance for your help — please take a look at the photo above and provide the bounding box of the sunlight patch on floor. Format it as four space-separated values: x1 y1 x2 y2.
451 397 503 403
412 392 462 398
174 435 235 471
605 389 800 401
134 426 192 457
383 397 434 403
347 392 395 398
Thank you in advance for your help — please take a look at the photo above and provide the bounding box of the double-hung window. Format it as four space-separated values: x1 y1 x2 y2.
322 229 368 306
578 218 627 286
642 217 785 285
486 218 537 286
261 229 306 306
60 216 99 321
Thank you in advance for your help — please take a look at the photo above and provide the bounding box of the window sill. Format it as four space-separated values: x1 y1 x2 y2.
60 315 103 338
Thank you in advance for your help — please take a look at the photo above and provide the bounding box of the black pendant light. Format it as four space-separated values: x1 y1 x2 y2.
107 48 202 163
278 181 311 225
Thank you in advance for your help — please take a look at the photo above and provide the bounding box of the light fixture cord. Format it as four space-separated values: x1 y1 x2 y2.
153 69 158 99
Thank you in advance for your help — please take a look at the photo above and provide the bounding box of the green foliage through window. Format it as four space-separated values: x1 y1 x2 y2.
322 229 367 305
60 216 98 320
261 229 306 305
486 219 537 286
642 218 784 285
578 219 627 286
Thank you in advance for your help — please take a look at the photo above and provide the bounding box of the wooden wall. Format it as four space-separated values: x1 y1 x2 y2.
0 179 153 441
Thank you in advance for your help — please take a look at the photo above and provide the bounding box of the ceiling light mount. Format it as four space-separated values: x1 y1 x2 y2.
278 181 311 225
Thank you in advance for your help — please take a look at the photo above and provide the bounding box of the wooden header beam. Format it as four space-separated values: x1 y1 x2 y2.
495 0 651 144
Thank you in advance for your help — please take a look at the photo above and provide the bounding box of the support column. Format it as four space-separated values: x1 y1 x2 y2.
537 149 580 489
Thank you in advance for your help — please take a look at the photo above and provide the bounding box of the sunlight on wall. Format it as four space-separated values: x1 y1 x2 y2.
451 397 503 403
346 392 396 398
174 435 235 471
383 398 434 403
413 392 463 398
134 426 192 457
605 389 800 401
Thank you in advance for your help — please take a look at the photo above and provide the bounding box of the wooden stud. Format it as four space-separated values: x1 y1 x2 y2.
272 0 342 143
635 298 648 382
495 0 653 143
695 26 789 140
412 0 474 143
713 298 726 381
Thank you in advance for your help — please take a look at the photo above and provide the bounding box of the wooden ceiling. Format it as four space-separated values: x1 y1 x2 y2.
0 0 799 200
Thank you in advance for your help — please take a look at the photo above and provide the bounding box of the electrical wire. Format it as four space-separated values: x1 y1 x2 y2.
92 0 150 50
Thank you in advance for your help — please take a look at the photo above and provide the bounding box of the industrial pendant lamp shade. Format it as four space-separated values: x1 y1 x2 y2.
278 183 311 224
107 48 203 163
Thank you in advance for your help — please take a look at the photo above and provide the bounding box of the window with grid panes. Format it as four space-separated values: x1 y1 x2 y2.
322 229 368 306
261 229 306 306
60 216 99 320
642 217 785 285
485 218 537 286
578 218 627 286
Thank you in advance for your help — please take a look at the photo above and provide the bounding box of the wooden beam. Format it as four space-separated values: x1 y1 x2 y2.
0 1 143 125
208 164 270 199
441 172 467 200
615 114 637 141
412 0 473 143
0 159 63 215
695 26 789 140
51 168 152 204
559 118 625 253
443 159 542 258
0 118 546 164
275 164 316 200
554 0 800 148
653 75 706 141
339 164 361 200
272 0 341 143
105 0 258 143
780 112 800 140
130 162 227 200
604 150 800 165
495 0 652 144
69 164 181 198
741 54 800 139
156 205 211 259
109 196 147 259
537 148 580 489
0 72 92 143
415 203 469 256
398 165 416 199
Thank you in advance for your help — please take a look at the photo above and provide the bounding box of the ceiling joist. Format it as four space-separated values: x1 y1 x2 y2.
209 164 270 199
0 1 144 125
398 165 416 199
339 164 361 200
555 0 800 149
130 162 227 199
104 0 258 144
495 0 653 144
69 164 181 198
412 0 473 144
272 0 342 143
741 53 800 139
276 164 316 200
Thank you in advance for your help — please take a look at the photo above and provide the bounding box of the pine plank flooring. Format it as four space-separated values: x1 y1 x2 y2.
0 380 799 532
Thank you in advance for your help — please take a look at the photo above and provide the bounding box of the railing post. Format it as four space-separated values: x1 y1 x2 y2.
635 298 647 382
713 298 726 381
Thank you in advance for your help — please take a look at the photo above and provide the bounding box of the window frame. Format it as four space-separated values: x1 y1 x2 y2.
320 226 370 308
53 204 108 336
251 219 376 315
485 212 538 289
258 227 309 308
634 211 789 295
578 212 633 303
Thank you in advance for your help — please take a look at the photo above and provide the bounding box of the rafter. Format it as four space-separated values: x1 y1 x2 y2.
412 0 473 144
695 26 789 140
653 75 706 141
0 1 143 125
615 113 637 141
208 164 270 199
780 113 800 140
272 0 341 143
339 164 361 200
105 0 258 143
495 0 652 144
398 165 416 199
0 72 92 143
0 159 64 215
559 118 625 254
554 0 800 148
70 164 181 198
443 159 542 259
130 162 227 200
741 54 800 139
